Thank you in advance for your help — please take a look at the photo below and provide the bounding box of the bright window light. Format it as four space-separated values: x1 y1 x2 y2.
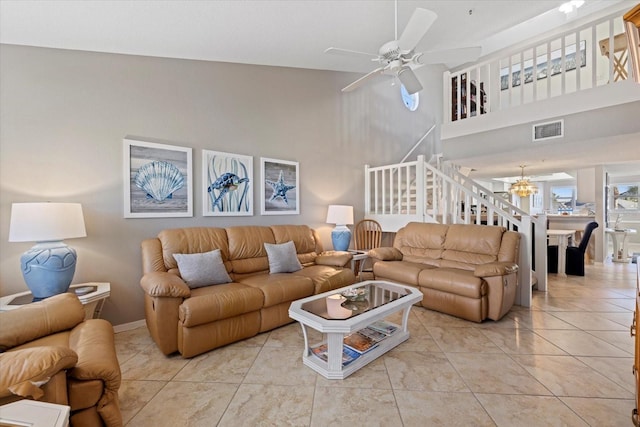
559 0 585 14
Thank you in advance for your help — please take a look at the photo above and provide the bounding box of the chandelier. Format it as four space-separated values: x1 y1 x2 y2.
509 166 538 197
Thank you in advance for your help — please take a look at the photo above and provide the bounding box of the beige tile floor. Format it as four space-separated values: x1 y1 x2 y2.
116 261 638 426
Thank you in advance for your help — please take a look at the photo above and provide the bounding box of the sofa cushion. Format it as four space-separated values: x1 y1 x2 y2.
291 265 356 294
173 249 232 288
441 225 505 270
158 227 230 272
373 260 435 286
0 293 85 351
237 274 314 307
226 226 274 274
179 283 264 327
418 268 486 299
394 223 449 266
264 241 303 273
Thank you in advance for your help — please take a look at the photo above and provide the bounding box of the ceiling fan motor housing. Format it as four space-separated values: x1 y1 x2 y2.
379 41 403 62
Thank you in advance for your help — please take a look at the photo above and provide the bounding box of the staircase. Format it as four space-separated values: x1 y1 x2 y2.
364 155 548 308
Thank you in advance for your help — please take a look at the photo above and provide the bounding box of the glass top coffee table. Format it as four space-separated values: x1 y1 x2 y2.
288 280 422 379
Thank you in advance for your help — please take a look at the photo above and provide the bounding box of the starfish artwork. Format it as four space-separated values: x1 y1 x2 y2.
266 170 296 205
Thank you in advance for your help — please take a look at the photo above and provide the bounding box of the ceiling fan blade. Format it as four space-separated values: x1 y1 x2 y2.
341 66 386 92
419 46 482 66
398 8 437 51
397 68 422 94
324 47 379 59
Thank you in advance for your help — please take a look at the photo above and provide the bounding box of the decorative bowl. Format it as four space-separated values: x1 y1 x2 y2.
341 287 368 302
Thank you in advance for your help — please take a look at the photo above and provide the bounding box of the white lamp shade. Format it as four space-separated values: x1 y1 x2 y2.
9 203 87 242
326 205 354 226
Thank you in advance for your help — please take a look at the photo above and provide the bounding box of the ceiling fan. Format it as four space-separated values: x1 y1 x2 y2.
325 5 482 95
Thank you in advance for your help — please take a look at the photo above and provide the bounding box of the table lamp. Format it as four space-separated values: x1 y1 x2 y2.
9 202 87 300
326 205 354 251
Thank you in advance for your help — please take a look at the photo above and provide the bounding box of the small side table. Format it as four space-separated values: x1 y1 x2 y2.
0 400 70 427
349 250 369 281
0 282 110 320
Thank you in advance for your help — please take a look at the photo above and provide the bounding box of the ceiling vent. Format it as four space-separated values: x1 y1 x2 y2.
532 119 564 142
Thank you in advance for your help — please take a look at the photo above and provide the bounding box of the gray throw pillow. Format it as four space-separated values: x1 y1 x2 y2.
173 249 232 288
264 241 303 273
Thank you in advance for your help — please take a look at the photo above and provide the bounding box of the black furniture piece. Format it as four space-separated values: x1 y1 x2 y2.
548 221 599 276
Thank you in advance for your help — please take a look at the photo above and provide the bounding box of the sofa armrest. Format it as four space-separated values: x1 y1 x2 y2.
0 346 78 400
474 262 519 278
368 247 403 261
68 319 122 427
140 271 191 298
315 251 353 267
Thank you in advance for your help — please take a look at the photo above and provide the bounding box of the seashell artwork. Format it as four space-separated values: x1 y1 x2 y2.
134 160 185 202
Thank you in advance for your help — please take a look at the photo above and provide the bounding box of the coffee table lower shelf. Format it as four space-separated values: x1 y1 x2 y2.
303 328 408 380
289 280 422 380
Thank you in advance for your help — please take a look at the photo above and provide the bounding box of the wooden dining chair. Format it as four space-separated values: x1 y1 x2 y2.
354 219 383 280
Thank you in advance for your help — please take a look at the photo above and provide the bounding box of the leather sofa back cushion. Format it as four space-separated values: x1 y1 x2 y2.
227 226 275 274
271 225 321 266
441 224 505 269
159 227 230 271
394 222 449 265
0 293 85 351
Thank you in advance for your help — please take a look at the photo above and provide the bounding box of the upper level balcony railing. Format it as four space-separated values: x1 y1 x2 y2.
444 10 631 125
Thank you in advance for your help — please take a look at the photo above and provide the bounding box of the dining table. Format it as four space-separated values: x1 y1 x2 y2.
547 229 576 277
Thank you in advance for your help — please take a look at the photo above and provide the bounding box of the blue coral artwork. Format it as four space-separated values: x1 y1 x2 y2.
124 138 193 218
260 157 299 215
203 150 253 216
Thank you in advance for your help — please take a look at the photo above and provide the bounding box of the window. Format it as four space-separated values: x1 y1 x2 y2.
550 186 576 213
610 183 639 212
400 85 419 111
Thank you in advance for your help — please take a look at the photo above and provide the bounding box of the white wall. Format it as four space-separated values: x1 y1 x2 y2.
0 45 443 325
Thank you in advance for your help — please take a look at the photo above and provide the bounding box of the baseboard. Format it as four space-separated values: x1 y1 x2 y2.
113 319 146 333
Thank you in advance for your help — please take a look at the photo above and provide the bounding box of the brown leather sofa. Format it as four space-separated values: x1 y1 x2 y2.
140 224 356 358
369 222 521 322
0 293 122 427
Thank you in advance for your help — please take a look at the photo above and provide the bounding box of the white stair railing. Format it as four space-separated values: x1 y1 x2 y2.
365 155 545 307
444 9 630 123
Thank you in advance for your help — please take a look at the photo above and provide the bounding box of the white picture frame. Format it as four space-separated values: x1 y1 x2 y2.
123 138 193 218
260 157 299 215
202 150 253 216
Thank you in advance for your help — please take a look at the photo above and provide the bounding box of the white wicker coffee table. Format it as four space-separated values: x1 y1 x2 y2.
288 280 422 379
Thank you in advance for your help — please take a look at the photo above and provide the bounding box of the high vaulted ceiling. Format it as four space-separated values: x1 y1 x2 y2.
1 0 638 180
1 0 620 73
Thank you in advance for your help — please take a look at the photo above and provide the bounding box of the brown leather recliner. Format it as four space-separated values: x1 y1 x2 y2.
0 293 122 427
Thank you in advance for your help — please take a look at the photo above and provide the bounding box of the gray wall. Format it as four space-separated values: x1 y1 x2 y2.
0 45 442 325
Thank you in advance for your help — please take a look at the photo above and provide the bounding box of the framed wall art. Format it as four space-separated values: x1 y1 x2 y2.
260 157 299 215
202 150 253 216
123 138 193 218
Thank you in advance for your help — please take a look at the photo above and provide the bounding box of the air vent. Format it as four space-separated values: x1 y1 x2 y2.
532 119 564 141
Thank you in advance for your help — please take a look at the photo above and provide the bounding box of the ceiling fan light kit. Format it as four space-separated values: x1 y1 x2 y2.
326 5 481 95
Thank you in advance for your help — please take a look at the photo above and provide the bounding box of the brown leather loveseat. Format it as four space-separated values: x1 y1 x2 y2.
0 293 122 426
140 224 356 358
369 222 521 322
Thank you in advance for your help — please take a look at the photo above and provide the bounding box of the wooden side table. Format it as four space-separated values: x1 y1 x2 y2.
0 400 70 427
0 282 110 320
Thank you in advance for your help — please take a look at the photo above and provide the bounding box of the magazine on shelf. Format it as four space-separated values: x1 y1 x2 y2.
357 326 389 343
367 320 398 336
310 343 360 366
343 332 378 354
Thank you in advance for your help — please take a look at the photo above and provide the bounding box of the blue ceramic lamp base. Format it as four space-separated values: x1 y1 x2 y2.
331 225 352 251
21 241 77 300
